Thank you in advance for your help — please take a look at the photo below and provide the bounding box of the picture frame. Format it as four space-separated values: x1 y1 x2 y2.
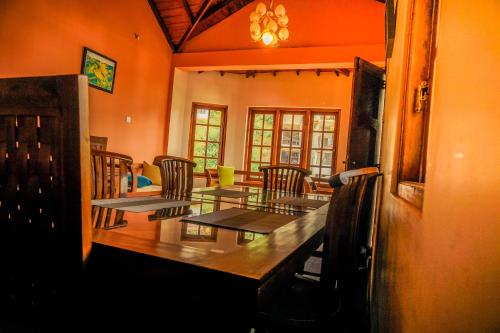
80 47 117 93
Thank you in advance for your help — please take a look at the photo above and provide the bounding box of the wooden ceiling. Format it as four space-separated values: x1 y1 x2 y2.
148 0 254 53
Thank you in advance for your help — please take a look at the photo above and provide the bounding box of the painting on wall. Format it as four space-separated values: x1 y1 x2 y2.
80 47 117 93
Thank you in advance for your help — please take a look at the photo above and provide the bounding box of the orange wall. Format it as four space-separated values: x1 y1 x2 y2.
0 0 172 163
375 0 500 332
183 0 385 52
174 0 385 70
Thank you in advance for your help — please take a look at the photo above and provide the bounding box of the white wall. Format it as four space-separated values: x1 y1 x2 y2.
168 70 353 173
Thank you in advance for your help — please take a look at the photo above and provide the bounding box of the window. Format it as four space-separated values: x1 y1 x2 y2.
278 113 305 166
246 108 339 178
189 103 227 174
248 111 275 172
395 0 438 207
309 113 337 178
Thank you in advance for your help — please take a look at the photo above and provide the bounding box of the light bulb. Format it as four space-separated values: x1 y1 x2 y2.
278 27 289 41
249 11 260 22
278 14 288 26
262 31 274 45
268 19 278 32
250 22 261 34
274 4 286 17
256 2 267 16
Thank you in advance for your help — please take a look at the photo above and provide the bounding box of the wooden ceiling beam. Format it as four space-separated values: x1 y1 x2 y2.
181 0 195 23
176 0 214 52
340 69 351 77
147 0 175 51
189 0 254 41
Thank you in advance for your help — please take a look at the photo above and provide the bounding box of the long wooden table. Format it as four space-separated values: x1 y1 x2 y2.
89 186 330 331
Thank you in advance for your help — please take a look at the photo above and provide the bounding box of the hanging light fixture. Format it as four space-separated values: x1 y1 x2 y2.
249 1 289 47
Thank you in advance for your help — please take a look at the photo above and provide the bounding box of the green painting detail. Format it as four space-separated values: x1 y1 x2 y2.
84 56 113 90
81 47 116 93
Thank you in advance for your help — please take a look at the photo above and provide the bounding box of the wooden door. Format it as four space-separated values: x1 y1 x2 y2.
346 57 385 170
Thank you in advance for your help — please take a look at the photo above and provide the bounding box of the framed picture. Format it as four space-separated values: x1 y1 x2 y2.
80 47 117 93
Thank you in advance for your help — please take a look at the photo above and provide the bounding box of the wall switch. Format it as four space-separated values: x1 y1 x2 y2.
126 116 132 124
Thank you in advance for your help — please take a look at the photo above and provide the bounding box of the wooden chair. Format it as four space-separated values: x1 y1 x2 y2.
259 165 312 194
256 168 381 332
0 75 92 327
153 155 196 195
90 150 133 199
90 135 108 151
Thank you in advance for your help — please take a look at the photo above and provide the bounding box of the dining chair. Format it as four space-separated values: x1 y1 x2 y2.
256 167 381 333
259 165 312 194
0 75 92 327
153 155 196 195
90 135 108 151
90 150 133 199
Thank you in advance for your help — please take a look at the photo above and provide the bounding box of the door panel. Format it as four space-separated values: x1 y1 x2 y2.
346 57 385 170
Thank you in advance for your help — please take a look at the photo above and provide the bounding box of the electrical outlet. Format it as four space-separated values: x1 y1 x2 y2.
126 116 132 124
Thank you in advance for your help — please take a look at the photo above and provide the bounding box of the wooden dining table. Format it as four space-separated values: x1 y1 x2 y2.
88 185 330 331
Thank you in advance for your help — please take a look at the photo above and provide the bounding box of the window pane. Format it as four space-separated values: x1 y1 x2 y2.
321 167 331 177
209 110 222 125
201 202 215 214
312 132 323 149
251 147 261 161
250 162 260 172
193 141 207 157
290 149 301 165
264 114 274 129
208 126 220 142
324 114 336 132
200 226 213 236
291 132 302 147
323 132 334 149
311 166 320 177
262 147 271 162
262 130 273 146
310 150 321 166
206 158 218 169
322 151 333 166
253 130 263 145
194 125 207 140
292 115 304 130
254 114 264 129
193 157 205 173
282 114 293 130
281 131 291 146
186 224 199 235
207 143 219 158
313 114 324 131
280 149 290 164
196 109 209 124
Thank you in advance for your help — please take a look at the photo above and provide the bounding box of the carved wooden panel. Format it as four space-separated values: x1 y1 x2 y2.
0 75 91 318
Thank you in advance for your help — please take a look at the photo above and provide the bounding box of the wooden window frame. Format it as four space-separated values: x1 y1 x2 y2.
188 102 228 176
394 0 439 208
277 111 307 167
308 111 340 178
245 107 340 179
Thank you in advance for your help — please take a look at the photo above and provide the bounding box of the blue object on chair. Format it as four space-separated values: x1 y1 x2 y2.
128 174 153 188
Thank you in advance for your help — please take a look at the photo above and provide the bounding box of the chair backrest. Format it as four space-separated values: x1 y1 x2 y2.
153 155 196 195
0 75 92 317
91 150 133 199
90 135 108 151
259 165 311 194
320 167 381 293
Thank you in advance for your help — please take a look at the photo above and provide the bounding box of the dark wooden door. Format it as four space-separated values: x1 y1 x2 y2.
346 57 385 170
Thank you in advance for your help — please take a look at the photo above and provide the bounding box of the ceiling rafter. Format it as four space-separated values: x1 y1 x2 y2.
181 0 195 23
176 0 214 52
147 0 175 51
189 0 254 41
